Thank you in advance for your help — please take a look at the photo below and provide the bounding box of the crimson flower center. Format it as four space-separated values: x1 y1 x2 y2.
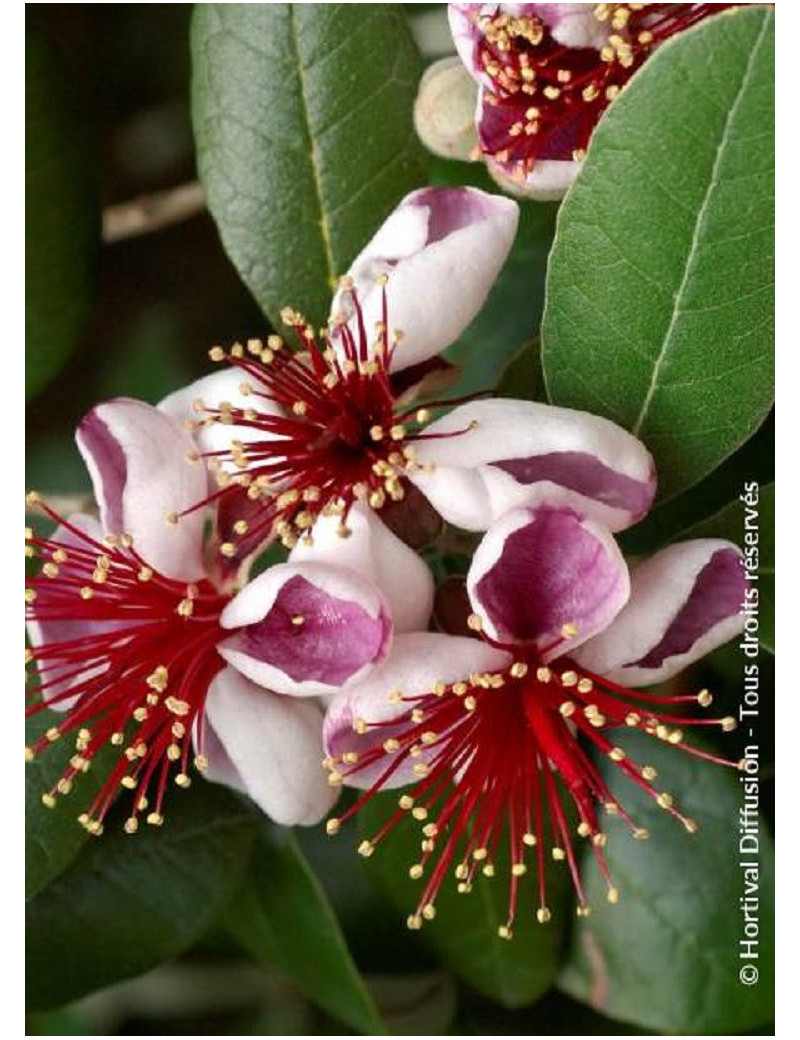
474 4 736 167
185 286 465 565
325 639 740 936
26 501 231 834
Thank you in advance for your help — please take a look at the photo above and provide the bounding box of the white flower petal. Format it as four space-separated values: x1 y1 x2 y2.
574 539 747 686
202 666 336 826
409 398 656 532
332 187 518 372
76 398 207 581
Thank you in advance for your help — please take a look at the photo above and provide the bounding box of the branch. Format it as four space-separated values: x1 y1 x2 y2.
102 181 206 243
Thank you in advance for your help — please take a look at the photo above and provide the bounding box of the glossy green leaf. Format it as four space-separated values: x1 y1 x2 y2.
677 482 774 652
542 7 774 501
358 793 571 1009
26 784 255 1011
558 732 774 1034
26 710 114 902
192 3 427 328
226 823 386 1036
26 28 98 399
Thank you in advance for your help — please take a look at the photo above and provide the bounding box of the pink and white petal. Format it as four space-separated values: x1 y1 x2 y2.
487 156 581 202
289 504 434 634
332 187 518 372
27 514 110 711
409 398 656 532
467 504 630 657
219 562 392 697
202 666 336 826
574 539 746 687
159 368 287 474
76 398 207 582
532 4 609 48
323 632 512 789
448 4 496 87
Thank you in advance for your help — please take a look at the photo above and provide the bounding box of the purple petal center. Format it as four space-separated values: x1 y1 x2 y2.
241 575 389 686
630 548 745 669
77 412 127 533
492 451 654 519
475 506 625 645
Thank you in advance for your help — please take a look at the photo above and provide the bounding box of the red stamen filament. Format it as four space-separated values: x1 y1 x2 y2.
474 4 736 168
25 497 229 835
181 282 474 564
325 648 741 937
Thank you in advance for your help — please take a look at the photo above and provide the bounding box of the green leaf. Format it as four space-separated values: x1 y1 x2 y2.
677 482 774 653
26 711 115 902
26 784 255 1012
191 3 428 328
226 823 386 1036
445 199 558 398
542 7 774 501
358 792 571 1009
558 732 774 1034
26 27 98 400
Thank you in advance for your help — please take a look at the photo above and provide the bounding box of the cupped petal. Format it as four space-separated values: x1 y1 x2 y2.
76 398 207 582
323 632 512 789
289 503 434 634
409 398 656 533
201 666 336 826
448 4 494 86
532 4 609 48
332 186 518 372
487 155 581 202
467 503 630 658
159 368 287 474
219 561 392 697
27 514 110 712
574 540 746 687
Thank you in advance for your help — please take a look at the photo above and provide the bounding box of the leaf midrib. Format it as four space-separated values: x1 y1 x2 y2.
631 8 772 436
288 5 336 293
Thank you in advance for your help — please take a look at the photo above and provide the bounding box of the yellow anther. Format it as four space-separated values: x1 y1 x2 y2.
697 689 713 708
147 812 164 827
607 887 620 905
325 818 340 836
409 864 424 880
536 908 551 924
609 747 626 762
536 667 551 683
511 863 527 877
657 792 674 810
124 817 139 834
551 847 566 861
357 840 374 858
721 716 737 732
